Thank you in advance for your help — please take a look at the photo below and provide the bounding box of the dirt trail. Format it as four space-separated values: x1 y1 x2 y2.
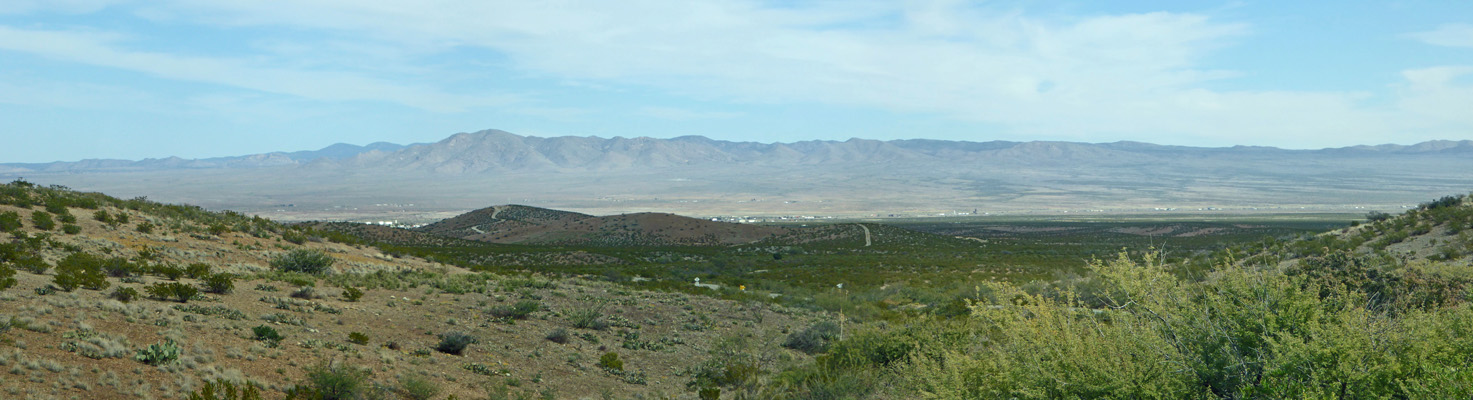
859 224 871 246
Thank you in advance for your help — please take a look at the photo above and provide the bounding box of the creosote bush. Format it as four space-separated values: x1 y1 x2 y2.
202 273 235 294
489 300 542 319
286 361 372 400
109 286 139 303
53 253 111 292
253 325 283 344
599 352 624 372
347 332 369 345
434 332 476 355
272 249 336 275
146 282 198 302
188 380 263 400
341 286 363 302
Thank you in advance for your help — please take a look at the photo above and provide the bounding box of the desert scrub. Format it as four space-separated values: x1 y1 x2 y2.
286 361 372 400
252 325 283 345
187 380 263 400
135 339 181 365
30 211 55 230
783 321 840 354
599 352 624 372
398 375 440 400
0 211 20 232
545 328 571 344
434 332 476 355
201 273 235 294
0 264 15 292
174 305 248 320
60 329 132 359
184 263 213 279
347 332 369 345
109 287 139 303
271 249 336 275
340 286 363 302
146 282 199 303
52 253 111 291
488 300 542 319
568 304 610 330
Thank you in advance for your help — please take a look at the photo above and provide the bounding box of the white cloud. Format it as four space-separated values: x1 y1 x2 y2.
1406 24 1473 48
2 1 1470 148
0 25 515 112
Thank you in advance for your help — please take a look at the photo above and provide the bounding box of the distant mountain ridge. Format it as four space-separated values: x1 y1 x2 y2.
7 129 1473 174
6 129 1473 218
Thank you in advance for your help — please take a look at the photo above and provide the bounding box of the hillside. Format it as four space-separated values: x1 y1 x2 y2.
0 181 821 399
420 205 790 246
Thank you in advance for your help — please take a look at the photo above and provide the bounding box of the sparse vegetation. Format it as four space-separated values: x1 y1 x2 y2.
271 249 336 275
435 332 476 355
134 339 181 365
146 282 199 302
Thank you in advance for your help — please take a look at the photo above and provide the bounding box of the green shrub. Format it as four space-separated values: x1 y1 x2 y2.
546 328 570 344
102 257 141 277
188 380 263 400
154 264 186 280
58 213 76 224
185 263 213 279
110 287 140 302
271 249 336 275
135 339 181 365
92 210 112 224
599 352 624 372
489 300 542 319
53 253 111 291
398 375 439 400
569 304 610 330
783 321 840 354
208 223 230 236
0 211 21 232
348 332 369 345
0 264 15 291
146 282 198 302
340 286 364 302
435 332 476 355
283 231 309 245
253 325 283 343
287 362 371 400
202 273 235 294
31 211 55 231
136 221 154 234
61 224 81 234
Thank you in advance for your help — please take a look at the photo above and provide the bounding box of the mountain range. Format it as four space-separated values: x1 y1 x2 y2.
4 129 1472 220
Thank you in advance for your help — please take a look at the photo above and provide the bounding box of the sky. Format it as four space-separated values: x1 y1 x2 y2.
1 1 1471 163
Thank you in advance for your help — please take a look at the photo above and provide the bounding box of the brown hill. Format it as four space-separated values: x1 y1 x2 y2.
421 205 790 246
0 183 817 399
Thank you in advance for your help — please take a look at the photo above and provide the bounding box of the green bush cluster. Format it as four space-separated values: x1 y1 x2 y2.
30 211 55 231
0 264 15 292
253 325 283 344
347 332 369 345
340 286 363 302
53 253 111 291
202 273 235 294
0 211 21 232
187 380 263 400
285 362 373 400
271 249 336 275
435 332 476 355
146 282 198 302
109 287 139 302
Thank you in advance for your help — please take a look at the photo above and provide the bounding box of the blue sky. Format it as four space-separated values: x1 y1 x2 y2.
1 0 1471 163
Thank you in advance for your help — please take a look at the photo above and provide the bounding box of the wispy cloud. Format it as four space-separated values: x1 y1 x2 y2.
1406 24 1473 48
0 25 515 112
